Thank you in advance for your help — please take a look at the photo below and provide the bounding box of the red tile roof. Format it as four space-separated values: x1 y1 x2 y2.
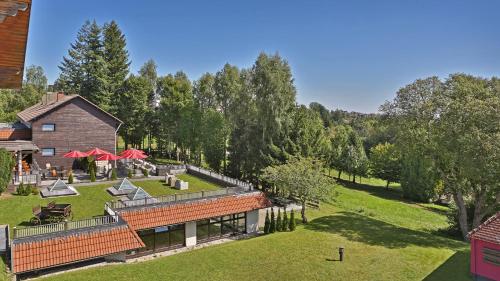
12 224 144 273
468 212 500 244
120 192 271 230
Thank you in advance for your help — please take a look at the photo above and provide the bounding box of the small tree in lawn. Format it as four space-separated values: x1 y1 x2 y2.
276 209 282 232
262 157 334 223
68 171 74 184
89 165 96 182
270 208 276 233
282 208 289 231
289 209 296 231
111 168 117 180
369 142 401 189
264 210 270 234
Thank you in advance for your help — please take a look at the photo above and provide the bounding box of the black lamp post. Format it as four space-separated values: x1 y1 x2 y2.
339 246 344 262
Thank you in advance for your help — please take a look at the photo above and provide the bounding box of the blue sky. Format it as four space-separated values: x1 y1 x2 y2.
25 0 500 113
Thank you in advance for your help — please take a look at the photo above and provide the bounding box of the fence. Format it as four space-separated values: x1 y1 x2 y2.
107 188 238 210
13 215 119 239
186 165 253 190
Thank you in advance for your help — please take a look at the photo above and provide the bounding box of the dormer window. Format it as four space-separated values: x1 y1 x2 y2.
41 123 55 132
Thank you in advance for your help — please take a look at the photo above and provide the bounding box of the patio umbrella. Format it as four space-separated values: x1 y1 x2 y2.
85 147 112 156
63 150 89 158
96 153 121 161
120 149 148 159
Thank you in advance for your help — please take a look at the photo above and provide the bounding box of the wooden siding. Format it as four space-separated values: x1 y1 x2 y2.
32 98 120 169
0 0 31 89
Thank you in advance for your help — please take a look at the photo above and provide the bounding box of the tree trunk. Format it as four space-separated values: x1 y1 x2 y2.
453 191 470 241
386 181 390 189
301 200 308 223
352 174 356 183
223 135 227 173
338 170 341 179
472 189 487 229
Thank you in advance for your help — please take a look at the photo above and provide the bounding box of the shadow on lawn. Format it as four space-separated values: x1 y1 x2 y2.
423 250 472 281
336 179 406 202
305 211 464 249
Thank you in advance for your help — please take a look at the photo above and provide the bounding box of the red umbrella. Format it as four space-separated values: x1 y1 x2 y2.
63 150 89 158
96 154 121 161
85 148 112 156
120 149 148 159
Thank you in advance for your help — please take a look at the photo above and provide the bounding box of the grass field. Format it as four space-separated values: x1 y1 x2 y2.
29 178 471 281
0 176 221 229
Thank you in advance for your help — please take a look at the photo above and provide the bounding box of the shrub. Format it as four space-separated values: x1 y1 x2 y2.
30 185 39 195
264 210 270 234
89 165 96 182
289 209 296 231
68 171 74 184
0 148 14 195
270 208 276 233
127 169 133 178
142 168 148 177
17 183 31 196
276 209 282 232
111 168 117 180
282 208 288 231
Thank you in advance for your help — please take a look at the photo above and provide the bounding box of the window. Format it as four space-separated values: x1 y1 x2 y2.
41 123 55 132
41 148 55 157
483 248 500 266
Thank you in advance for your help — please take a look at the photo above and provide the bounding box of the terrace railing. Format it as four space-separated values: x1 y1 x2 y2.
106 188 243 210
13 215 119 239
186 165 253 190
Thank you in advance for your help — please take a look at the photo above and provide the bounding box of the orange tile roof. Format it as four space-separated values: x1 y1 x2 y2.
120 192 271 230
12 224 144 273
468 212 500 244
0 128 30 140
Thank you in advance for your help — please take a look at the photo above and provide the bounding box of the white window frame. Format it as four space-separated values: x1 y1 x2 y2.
41 123 56 132
41 148 55 157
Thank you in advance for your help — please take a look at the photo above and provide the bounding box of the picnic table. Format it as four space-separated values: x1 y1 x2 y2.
30 201 72 225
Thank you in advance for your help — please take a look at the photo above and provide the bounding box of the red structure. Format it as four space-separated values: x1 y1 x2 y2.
469 212 500 281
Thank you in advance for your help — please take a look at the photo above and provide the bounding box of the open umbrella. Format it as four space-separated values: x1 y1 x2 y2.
85 147 112 156
120 149 148 159
96 154 121 161
63 150 89 158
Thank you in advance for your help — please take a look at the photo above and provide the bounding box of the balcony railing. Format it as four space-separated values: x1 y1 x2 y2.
13 215 119 239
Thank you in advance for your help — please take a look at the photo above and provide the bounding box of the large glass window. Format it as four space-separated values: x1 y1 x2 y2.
197 213 246 242
41 148 55 157
134 224 185 255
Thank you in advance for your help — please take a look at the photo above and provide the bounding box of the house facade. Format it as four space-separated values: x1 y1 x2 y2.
0 92 122 183
469 212 500 281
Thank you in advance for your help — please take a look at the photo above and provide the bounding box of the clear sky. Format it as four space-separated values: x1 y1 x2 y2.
25 0 500 113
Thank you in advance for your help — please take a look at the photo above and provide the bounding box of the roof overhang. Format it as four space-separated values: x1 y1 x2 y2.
0 0 32 89
0 140 38 152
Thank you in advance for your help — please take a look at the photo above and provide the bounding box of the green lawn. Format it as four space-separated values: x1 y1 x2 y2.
0 176 221 230
32 178 470 281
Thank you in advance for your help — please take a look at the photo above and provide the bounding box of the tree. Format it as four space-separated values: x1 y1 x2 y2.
289 105 328 158
276 208 282 232
264 210 270 234
89 164 96 182
103 20 130 115
139 59 159 107
289 209 296 231
24 65 48 92
369 142 401 188
58 20 110 110
194 73 217 111
343 129 368 183
116 75 150 148
327 125 350 178
0 148 14 195
201 110 229 172
262 157 334 223
282 208 289 231
270 208 276 233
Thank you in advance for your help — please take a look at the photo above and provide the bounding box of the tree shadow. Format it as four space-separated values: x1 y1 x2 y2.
305 211 464 249
336 179 408 202
423 250 472 281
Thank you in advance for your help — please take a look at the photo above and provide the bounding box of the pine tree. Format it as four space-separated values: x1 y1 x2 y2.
270 208 276 233
276 208 282 232
264 210 270 234
103 20 130 115
289 209 296 231
282 208 289 231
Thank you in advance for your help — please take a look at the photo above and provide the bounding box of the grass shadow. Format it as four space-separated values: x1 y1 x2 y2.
336 179 407 202
305 211 465 249
423 250 472 281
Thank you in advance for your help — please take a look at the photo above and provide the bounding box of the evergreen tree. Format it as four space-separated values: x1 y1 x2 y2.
68 171 74 184
110 168 117 180
264 210 270 234
276 208 282 232
282 208 289 231
103 20 130 115
289 209 296 231
0 148 15 195
89 165 96 182
270 208 276 233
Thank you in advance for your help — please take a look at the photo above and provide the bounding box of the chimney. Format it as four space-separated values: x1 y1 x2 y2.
56 92 65 102
42 92 66 105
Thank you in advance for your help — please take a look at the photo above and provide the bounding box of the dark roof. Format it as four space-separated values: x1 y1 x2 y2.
17 93 122 124
468 212 500 244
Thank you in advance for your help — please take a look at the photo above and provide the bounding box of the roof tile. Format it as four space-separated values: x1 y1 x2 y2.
468 212 500 244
